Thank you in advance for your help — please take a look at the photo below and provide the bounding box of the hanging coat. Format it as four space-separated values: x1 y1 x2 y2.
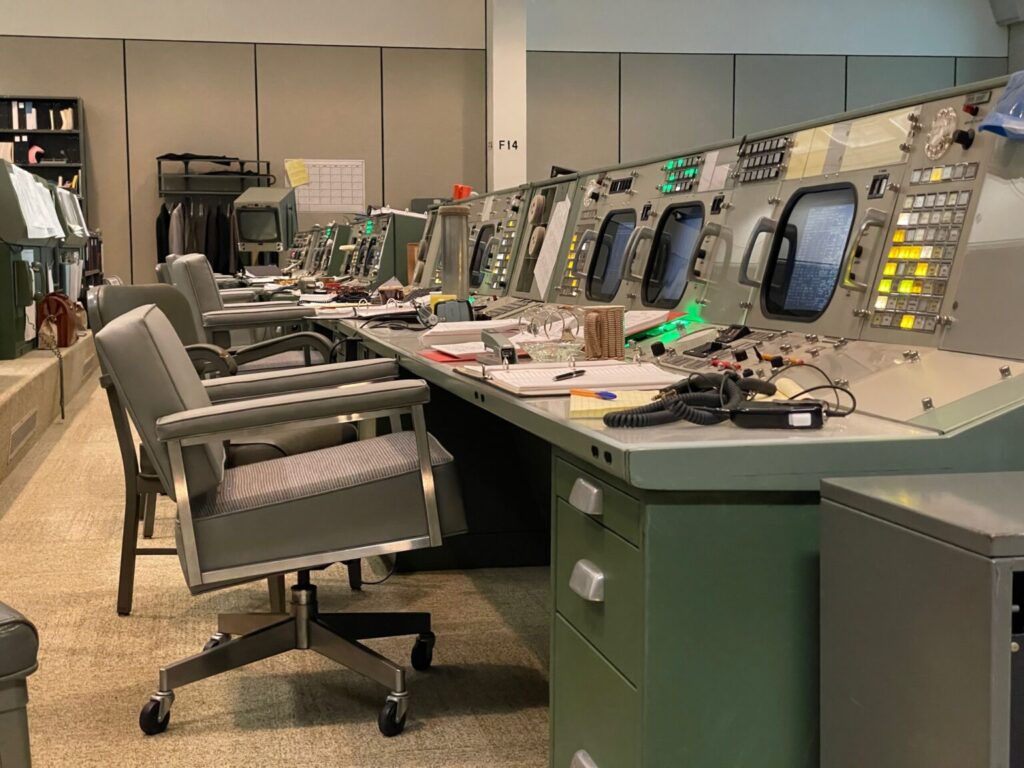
156 203 171 262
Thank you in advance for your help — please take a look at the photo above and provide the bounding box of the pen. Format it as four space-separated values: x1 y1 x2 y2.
554 369 586 381
570 389 618 400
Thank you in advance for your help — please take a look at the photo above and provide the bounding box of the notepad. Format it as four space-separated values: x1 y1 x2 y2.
569 390 660 419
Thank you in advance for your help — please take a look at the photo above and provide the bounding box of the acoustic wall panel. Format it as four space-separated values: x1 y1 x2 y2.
734 55 846 137
256 44 382 225
955 56 1008 85
382 48 485 208
125 40 257 282
527 51 619 180
620 53 733 162
0 37 131 281
846 56 955 110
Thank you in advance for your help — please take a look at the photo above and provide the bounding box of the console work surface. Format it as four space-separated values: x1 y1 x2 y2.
0 383 549 768
319 318 1024 491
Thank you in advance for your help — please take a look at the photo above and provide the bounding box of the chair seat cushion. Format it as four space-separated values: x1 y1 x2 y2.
185 431 466 578
0 603 38 679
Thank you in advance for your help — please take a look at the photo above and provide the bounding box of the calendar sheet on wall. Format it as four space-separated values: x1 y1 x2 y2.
287 158 365 213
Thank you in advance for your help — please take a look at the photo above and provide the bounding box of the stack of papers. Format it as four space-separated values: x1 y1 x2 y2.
421 318 521 344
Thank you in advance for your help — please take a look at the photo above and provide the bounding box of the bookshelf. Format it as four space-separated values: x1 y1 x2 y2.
0 96 86 217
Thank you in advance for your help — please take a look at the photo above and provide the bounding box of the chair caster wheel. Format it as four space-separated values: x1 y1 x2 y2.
378 697 407 737
139 698 171 735
203 633 230 652
411 632 435 671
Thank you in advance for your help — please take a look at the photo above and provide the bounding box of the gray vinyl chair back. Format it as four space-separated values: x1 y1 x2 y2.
87 283 202 345
155 262 171 284
167 253 226 339
94 304 225 502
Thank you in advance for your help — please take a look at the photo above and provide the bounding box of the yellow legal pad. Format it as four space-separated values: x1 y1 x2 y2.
569 390 660 419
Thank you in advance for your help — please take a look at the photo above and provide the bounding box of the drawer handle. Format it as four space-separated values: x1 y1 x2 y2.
569 477 603 517
569 559 605 603
571 750 598 768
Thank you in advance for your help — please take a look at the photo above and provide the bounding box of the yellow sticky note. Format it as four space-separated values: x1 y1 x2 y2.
284 159 310 187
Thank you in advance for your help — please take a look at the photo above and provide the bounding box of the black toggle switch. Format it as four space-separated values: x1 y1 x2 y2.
953 129 975 150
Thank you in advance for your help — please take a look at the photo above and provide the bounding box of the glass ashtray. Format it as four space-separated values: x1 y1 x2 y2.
521 340 585 362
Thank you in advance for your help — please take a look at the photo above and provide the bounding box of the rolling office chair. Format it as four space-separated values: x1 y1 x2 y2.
167 252 321 364
94 305 465 736
87 284 387 614
158 254 251 302
0 602 37 768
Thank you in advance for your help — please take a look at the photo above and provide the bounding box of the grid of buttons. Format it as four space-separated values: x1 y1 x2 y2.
870 187 972 333
558 225 590 297
660 155 702 194
485 225 516 289
737 137 788 183
909 162 979 185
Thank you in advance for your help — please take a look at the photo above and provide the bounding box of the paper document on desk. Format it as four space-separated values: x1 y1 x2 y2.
455 360 679 396
570 390 659 419
624 310 670 335
421 318 521 344
297 293 339 303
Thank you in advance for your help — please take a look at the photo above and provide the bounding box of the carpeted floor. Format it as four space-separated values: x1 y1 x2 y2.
0 381 550 767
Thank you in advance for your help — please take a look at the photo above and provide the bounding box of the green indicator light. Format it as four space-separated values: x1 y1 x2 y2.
668 172 677 181
661 183 673 193
666 160 676 170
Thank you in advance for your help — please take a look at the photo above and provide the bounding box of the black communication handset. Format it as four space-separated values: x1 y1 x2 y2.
716 325 751 343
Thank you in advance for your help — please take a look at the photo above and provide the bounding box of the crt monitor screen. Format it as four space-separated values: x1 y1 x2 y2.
237 208 281 244
762 186 856 319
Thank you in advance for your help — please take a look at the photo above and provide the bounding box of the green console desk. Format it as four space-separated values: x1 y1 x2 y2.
314 316 1024 767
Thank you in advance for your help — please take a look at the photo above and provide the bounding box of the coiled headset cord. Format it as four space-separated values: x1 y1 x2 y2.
603 372 778 428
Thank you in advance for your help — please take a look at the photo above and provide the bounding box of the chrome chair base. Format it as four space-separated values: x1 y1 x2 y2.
139 575 433 737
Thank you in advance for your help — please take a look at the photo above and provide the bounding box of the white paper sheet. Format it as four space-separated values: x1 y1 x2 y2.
533 194 571 298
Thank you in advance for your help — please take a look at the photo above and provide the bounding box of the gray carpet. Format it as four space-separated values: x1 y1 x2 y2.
0 381 550 767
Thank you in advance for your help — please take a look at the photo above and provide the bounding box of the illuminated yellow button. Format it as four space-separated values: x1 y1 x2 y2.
878 279 892 293
887 246 900 260
898 279 914 294
910 246 922 259
930 167 943 182
571 279 578 287
915 263 928 276
883 262 897 276
901 314 916 329
508 220 516 227
572 234 578 242
893 230 906 243
912 282 923 294
567 260 574 268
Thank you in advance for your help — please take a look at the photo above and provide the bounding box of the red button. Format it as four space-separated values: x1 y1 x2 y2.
963 103 979 116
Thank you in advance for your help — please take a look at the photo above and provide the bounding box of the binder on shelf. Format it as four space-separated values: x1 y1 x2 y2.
24 102 35 130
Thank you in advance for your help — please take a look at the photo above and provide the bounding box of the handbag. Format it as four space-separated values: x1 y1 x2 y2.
36 292 78 348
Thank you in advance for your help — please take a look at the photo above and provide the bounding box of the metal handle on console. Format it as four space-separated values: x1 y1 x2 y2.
841 207 888 293
568 477 603 516
569 559 605 603
686 222 723 284
571 749 599 768
737 216 777 288
625 225 656 281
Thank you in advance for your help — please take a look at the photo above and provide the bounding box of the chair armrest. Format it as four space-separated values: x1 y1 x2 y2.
156 379 429 442
185 343 238 377
202 358 398 402
220 289 258 304
214 275 244 288
202 304 311 329
229 331 334 367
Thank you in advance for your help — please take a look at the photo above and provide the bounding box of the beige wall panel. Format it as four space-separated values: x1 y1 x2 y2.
125 40 256 282
620 54 733 162
256 44 382 226
382 48 485 207
0 37 130 280
527 52 618 180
